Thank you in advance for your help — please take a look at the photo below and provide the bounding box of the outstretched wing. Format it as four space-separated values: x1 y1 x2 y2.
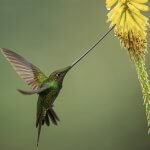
1 48 48 90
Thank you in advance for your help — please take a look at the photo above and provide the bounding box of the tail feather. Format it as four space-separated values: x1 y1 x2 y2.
49 108 60 121
37 116 43 147
36 107 60 147
45 113 50 126
47 110 57 125
42 119 45 125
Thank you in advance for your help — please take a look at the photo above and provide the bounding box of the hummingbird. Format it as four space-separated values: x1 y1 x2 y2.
0 26 114 147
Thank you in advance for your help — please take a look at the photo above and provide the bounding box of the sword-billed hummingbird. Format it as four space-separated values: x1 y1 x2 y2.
1 26 114 146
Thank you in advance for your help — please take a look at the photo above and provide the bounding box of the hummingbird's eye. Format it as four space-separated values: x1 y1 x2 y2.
56 73 61 77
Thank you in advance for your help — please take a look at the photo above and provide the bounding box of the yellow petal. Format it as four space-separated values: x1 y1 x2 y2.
132 0 148 4
119 12 126 28
106 0 117 9
130 1 149 11
133 10 149 26
126 10 140 31
107 2 124 24
127 3 149 26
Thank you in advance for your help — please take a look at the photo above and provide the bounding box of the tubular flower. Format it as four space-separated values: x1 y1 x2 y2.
106 0 149 58
106 0 150 132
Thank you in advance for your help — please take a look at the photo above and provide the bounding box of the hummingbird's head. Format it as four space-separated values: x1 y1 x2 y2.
49 66 71 83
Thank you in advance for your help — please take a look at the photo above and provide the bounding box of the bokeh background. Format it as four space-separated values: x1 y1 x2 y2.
0 0 150 150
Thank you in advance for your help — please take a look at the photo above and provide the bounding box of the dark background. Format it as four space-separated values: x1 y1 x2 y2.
0 0 150 150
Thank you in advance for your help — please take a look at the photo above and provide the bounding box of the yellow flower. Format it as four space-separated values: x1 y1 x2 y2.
106 0 150 133
106 0 149 58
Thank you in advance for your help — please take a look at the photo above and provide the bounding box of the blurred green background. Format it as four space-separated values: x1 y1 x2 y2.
0 0 150 150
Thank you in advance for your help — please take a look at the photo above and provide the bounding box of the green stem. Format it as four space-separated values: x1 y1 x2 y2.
133 55 150 132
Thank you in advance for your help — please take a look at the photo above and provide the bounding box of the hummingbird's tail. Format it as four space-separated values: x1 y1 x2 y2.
36 107 60 146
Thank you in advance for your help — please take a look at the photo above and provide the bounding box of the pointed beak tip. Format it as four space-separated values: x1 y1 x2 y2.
62 66 71 76
64 66 71 72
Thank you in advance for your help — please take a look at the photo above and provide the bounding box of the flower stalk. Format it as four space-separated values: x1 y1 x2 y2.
133 55 150 131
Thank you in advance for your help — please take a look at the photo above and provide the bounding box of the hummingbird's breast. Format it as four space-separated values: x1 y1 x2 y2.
39 79 62 109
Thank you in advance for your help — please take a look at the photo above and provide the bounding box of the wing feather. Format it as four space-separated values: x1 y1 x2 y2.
1 48 48 90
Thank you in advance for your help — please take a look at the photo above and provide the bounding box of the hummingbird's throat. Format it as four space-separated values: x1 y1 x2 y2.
49 80 59 89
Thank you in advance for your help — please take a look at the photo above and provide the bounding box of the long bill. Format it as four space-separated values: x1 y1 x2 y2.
70 25 115 69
